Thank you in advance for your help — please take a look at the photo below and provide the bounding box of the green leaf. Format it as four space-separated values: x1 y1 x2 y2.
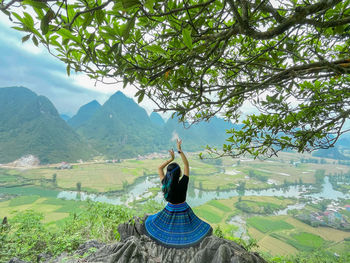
95 10 104 25
40 9 55 35
58 28 81 44
66 64 71 76
12 26 28 32
122 15 136 41
108 43 119 54
32 35 38 46
21 0 48 9
62 38 69 46
121 0 140 9
86 32 95 44
22 34 31 43
182 28 193 50
144 45 166 55
12 12 23 23
145 0 155 12
136 90 145 103
23 12 34 28
82 13 94 29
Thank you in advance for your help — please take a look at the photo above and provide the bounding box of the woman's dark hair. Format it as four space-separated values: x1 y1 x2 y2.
162 162 181 200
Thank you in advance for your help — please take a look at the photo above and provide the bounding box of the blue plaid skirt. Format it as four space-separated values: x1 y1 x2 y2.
143 202 212 248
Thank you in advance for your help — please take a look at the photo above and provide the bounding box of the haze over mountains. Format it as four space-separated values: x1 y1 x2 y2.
0 87 94 164
0 87 235 164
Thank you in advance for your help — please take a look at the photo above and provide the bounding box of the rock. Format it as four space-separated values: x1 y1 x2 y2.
117 216 145 241
37 252 52 262
41 240 104 263
16 218 266 263
80 218 267 263
75 240 105 256
8 258 30 263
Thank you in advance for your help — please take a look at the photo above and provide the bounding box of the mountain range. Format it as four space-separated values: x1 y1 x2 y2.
0 87 95 164
0 87 234 163
1 86 348 164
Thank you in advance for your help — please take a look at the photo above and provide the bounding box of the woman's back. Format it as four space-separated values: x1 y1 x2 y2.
164 174 189 204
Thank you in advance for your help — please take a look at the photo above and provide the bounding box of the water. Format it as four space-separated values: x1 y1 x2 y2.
2 175 346 207
229 215 249 240
305 176 348 200
56 176 349 207
57 176 159 206
274 203 306 216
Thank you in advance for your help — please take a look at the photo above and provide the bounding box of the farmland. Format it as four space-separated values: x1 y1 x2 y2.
1 150 350 258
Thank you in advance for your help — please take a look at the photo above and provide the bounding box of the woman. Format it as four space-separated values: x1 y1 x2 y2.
143 139 212 248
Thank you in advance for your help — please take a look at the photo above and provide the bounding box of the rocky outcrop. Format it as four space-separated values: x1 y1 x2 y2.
8 217 267 263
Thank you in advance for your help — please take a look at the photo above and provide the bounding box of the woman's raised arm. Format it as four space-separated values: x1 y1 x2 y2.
158 149 175 181
177 139 189 176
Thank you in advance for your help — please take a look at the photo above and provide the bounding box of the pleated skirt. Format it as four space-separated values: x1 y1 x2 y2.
143 202 212 248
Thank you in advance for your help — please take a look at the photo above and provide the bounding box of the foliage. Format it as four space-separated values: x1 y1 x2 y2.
314 169 326 185
235 200 283 214
131 199 165 216
248 170 268 182
213 225 259 252
2 1 350 158
0 201 133 263
264 250 350 263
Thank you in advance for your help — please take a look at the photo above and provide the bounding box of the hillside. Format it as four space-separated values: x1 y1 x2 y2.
74 91 166 158
150 111 165 126
67 100 101 128
73 92 236 157
0 87 94 164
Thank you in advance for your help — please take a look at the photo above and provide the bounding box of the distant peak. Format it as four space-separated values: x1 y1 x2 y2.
0 86 36 95
107 91 133 104
87 100 101 106
111 90 127 98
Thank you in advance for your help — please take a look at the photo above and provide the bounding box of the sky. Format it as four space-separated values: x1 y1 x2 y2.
0 14 157 117
0 11 260 120
0 12 348 132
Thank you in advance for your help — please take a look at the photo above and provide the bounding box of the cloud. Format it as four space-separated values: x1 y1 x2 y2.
0 17 159 116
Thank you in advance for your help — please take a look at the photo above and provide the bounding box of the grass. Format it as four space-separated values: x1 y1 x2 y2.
327 241 350 254
254 232 299 255
207 200 232 212
0 186 59 198
41 198 85 213
292 232 326 248
0 172 19 183
246 214 350 256
247 216 294 233
9 195 40 206
0 196 84 223
284 217 350 242
272 232 328 252
2 151 347 194
25 162 149 192
193 204 224 224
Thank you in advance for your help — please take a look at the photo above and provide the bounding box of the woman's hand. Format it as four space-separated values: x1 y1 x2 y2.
169 149 175 160
176 139 182 152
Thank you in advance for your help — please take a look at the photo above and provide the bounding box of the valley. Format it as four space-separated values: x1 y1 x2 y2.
1 151 350 259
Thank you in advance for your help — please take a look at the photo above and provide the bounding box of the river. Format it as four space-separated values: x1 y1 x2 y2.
56 175 349 207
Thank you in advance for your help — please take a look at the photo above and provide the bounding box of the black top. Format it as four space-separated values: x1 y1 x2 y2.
163 175 189 204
